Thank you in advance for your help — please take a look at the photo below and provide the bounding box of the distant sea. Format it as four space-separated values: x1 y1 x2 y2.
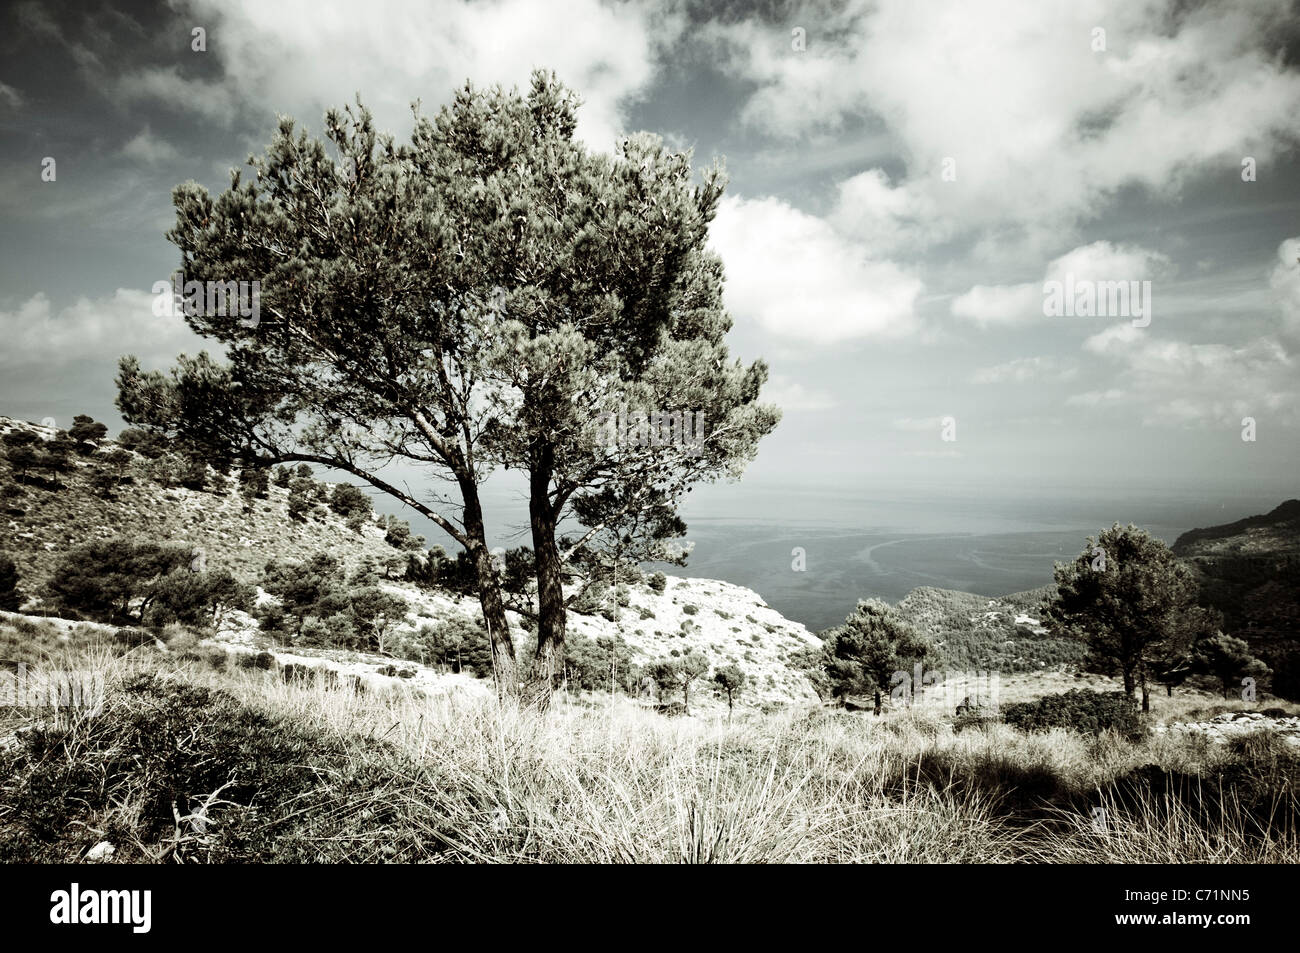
407 477 1293 635
644 482 1291 633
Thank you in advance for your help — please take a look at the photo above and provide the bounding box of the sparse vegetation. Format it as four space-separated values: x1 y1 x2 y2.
0 635 1295 864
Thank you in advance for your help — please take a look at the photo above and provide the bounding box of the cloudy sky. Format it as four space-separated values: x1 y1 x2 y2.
2 0 1299 520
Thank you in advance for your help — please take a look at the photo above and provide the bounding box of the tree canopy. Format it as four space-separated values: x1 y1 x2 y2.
117 71 778 705
1044 524 1209 710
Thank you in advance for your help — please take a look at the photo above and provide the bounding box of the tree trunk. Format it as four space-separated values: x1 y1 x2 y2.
523 460 565 710
873 690 882 716
1141 683 1150 712
459 476 517 699
1166 685 1173 697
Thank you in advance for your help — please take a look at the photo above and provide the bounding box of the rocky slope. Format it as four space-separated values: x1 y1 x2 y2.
0 415 823 708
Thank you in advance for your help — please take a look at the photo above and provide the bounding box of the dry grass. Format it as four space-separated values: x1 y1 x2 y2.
2 640 1297 864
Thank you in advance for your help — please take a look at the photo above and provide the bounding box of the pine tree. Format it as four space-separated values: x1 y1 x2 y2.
1045 524 1204 711
115 72 778 705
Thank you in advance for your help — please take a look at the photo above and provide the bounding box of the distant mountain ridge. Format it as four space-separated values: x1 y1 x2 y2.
1173 499 1300 556
1171 498 1300 699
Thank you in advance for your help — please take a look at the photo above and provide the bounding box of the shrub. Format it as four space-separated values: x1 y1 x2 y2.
1000 689 1146 741
145 568 255 630
0 553 23 611
287 477 317 522
561 632 634 692
400 615 492 675
45 538 192 623
648 571 667 593
117 428 169 459
178 456 210 491
68 415 107 453
382 517 424 551
682 603 698 616
238 651 277 671
299 613 358 649
238 467 269 502
329 483 372 519
0 673 432 862
952 708 1000 733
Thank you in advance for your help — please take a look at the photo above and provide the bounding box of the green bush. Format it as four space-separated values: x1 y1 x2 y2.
1000 689 1146 741
648 571 667 593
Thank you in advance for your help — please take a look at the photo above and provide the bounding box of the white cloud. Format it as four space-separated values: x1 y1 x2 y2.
712 0 1300 251
0 289 205 369
116 0 673 149
1078 323 1296 426
972 356 1077 384
0 82 22 110
952 241 1168 327
121 127 181 164
1065 388 1126 408
710 195 923 344
950 282 1041 328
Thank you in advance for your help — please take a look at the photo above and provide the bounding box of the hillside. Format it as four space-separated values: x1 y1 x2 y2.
0 415 399 595
0 415 822 708
1172 499 1300 557
1170 499 1300 698
892 584 1085 673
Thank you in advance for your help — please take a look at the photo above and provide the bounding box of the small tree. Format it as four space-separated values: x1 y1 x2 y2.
46 538 191 623
651 651 709 714
2 430 41 483
821 599 930 714
43 433 77 473
0 553 23 611
382 517 424 551
239 466 270 504
349 587 409 654
287 477 317 522
103 448 133 481
713 663 746 716
330 483 372 519
69 414 108 453
1045 524 1202 711
1193 633 1271 699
